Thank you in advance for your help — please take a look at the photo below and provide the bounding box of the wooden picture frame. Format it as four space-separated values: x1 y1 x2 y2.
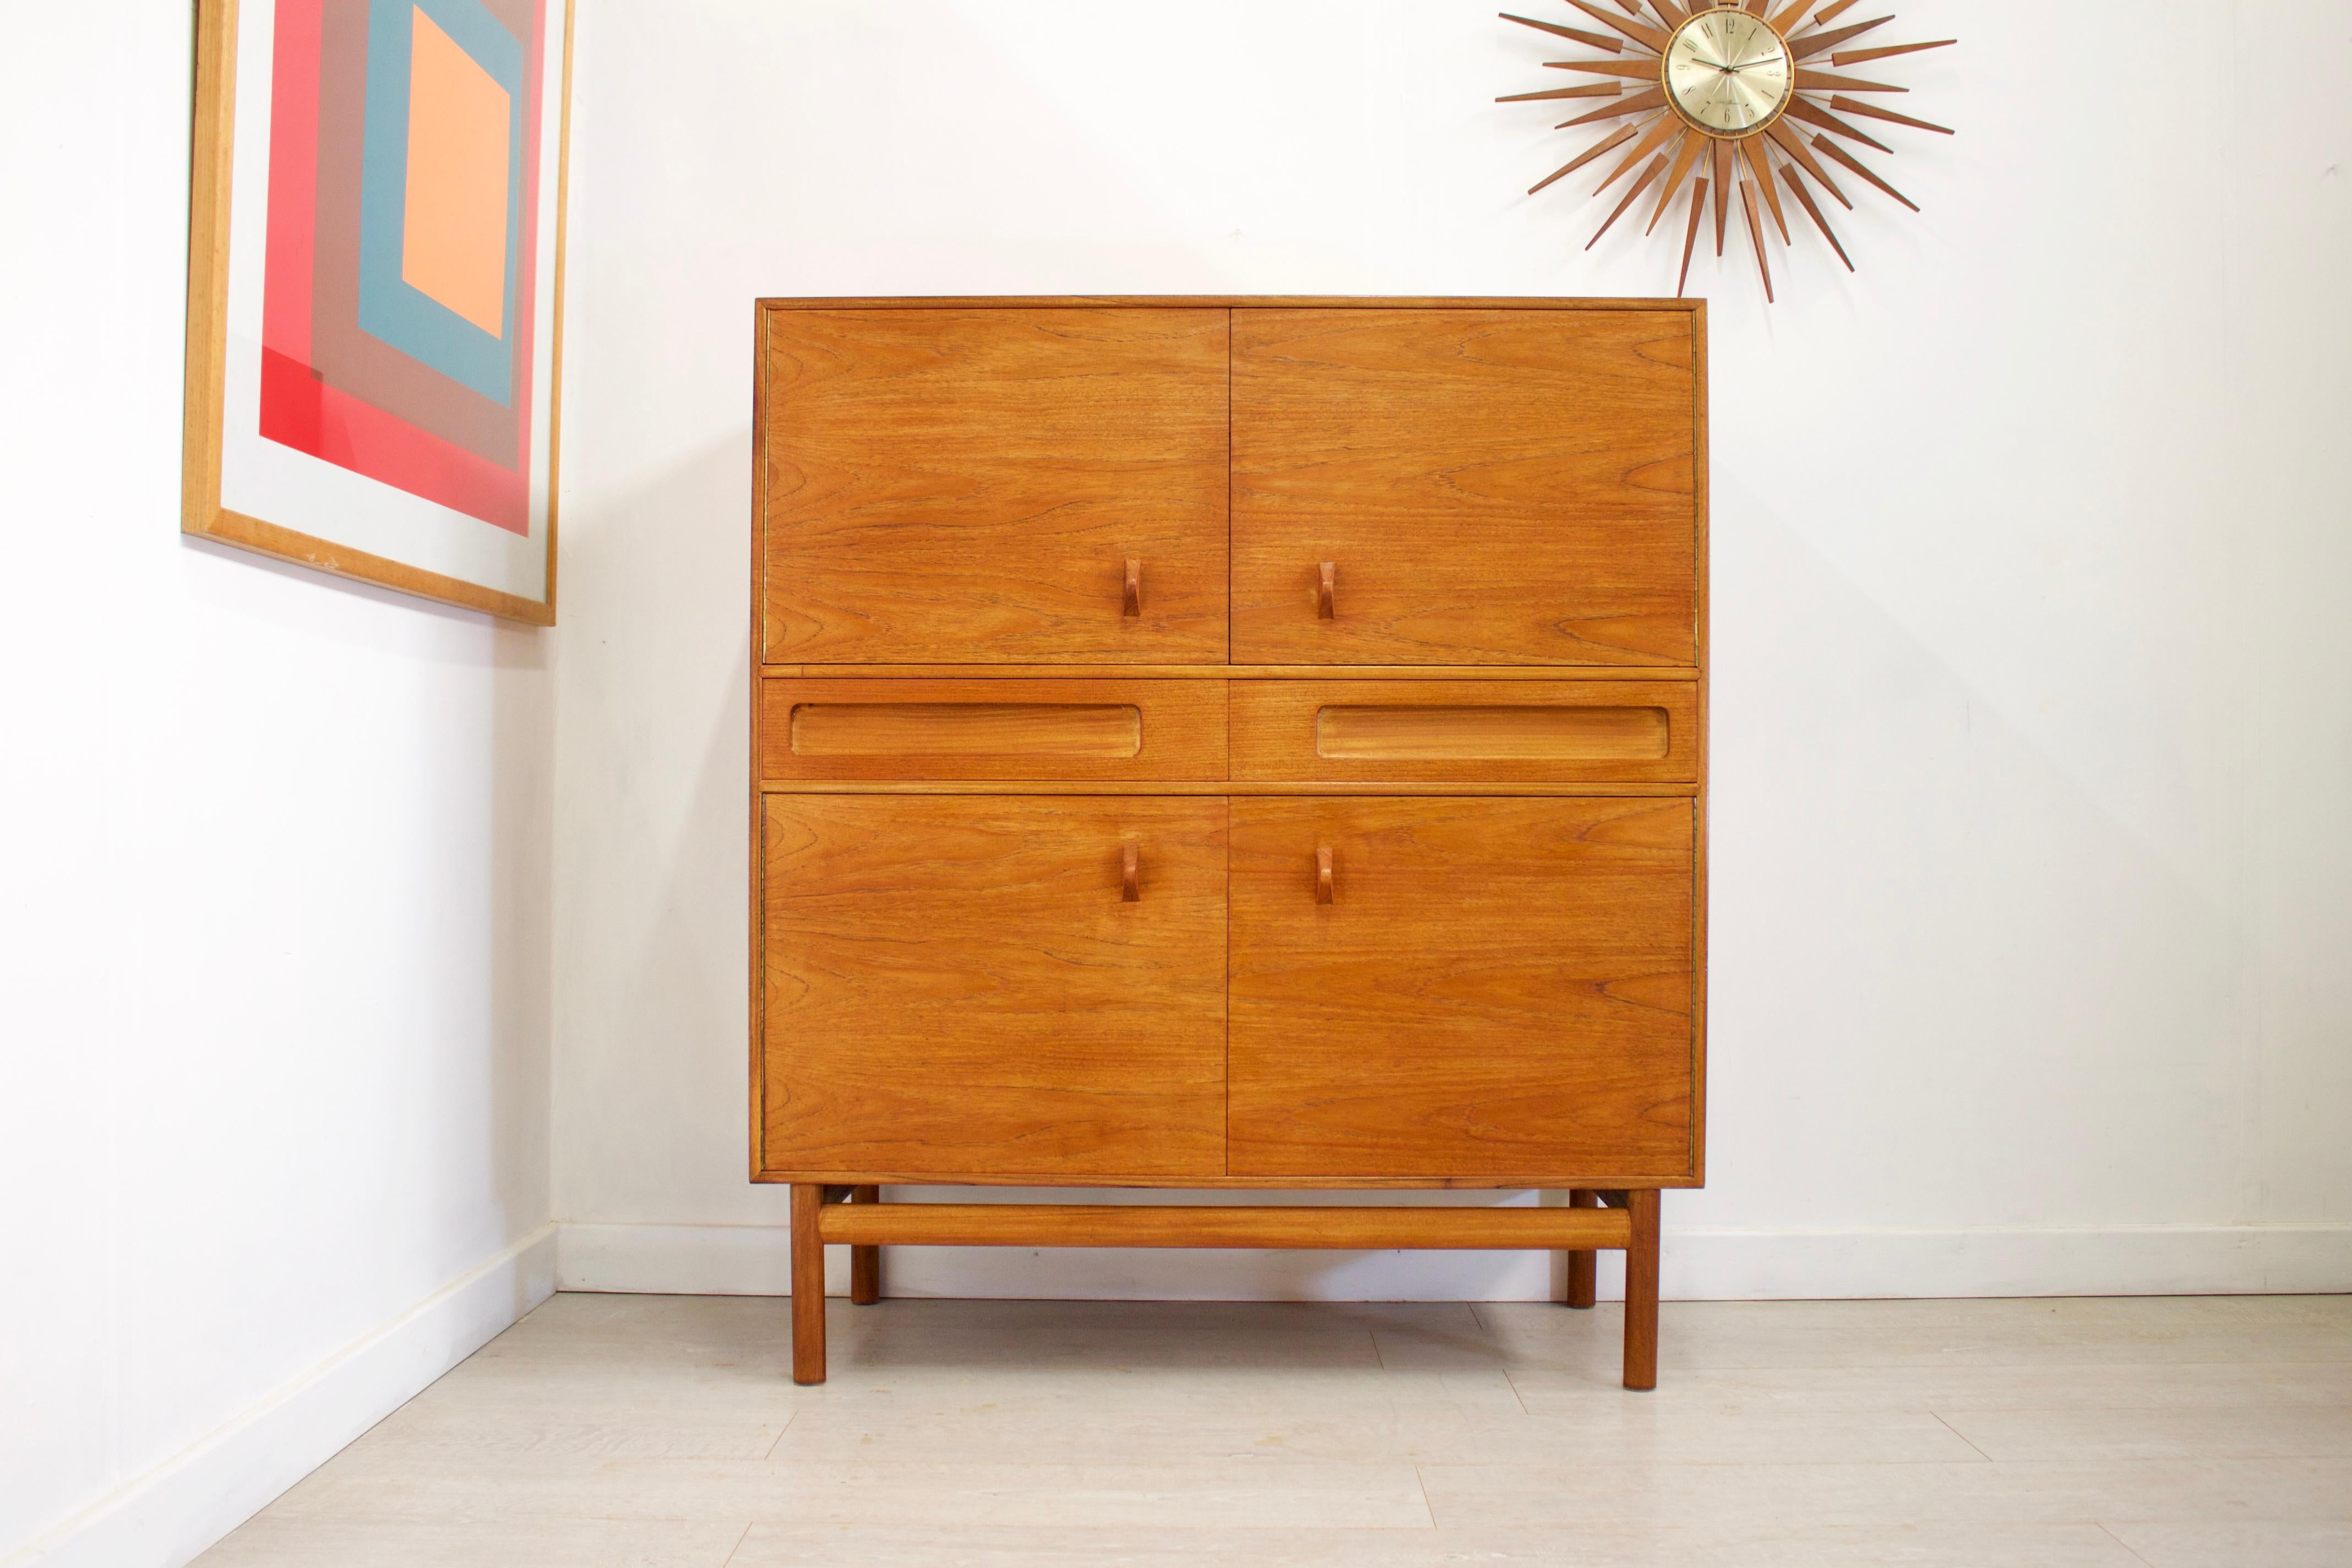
184 0 572 625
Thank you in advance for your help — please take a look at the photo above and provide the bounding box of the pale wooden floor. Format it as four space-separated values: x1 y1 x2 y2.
199 1292 2352 1567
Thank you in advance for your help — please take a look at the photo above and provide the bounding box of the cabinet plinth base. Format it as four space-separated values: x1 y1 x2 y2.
786 1187 1666 1390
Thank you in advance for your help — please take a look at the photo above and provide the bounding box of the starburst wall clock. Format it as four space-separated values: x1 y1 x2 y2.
1499 0 1954 300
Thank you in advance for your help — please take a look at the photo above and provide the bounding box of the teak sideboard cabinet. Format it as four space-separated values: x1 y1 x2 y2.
751 296 1707 1390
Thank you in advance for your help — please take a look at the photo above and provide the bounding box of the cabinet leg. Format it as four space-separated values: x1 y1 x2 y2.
850 1185 882 1305
1623 1189 1660 1392
791 1183 827 1385
1562 1189 1600 1309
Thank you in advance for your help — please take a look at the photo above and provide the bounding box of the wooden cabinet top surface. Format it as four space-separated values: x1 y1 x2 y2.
757 296 1706 311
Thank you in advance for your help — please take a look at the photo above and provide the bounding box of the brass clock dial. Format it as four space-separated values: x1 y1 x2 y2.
1497 1 1958 302
1663 9 1793 137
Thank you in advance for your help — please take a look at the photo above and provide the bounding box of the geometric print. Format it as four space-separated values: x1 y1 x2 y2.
259 0 547 533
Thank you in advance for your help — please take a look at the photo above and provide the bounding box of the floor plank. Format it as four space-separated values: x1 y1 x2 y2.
725 1520 2148 1567
2103 1520 2352 1567
197 1515 749 1568
191 1293 2352 1565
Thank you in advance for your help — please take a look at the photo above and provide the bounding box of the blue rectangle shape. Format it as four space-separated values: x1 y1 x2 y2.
357 0 527 407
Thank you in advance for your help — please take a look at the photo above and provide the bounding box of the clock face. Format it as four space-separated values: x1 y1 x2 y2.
1663 9 1794 138
1500 1 1957 300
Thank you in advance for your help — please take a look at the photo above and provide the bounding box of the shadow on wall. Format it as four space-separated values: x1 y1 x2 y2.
490 613 556 1251
554 430 763 1221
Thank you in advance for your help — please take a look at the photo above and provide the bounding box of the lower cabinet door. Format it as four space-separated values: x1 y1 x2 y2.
1228 797 1695 1180
761 796 1229 1179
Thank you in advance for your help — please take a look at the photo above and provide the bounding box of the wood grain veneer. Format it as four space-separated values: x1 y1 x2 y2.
1230 308 1698 666
759 666 1702 681
1316 706 1666 762
817 1203 1637 1250
1227 797 1696 1179
752 297 1708 1390
791 703 1142 760
759 781 1698 798
759 679 1226 782
760 795 1228 1180
760 307 1229 664
1231 679 1698 785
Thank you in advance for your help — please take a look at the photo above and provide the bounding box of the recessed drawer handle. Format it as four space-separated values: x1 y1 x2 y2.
1317 562 1336 620
1316 845 1336 905
1122 840 1141 902
1123 559 1143 618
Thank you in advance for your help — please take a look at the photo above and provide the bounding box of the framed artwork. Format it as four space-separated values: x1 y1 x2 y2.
184 0 573 624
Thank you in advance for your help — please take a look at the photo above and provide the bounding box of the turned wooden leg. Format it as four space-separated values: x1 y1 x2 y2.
850 1185 882 1305
791 1183 827 1385
1562 1189 1600 1309
1623 1188 1660 1392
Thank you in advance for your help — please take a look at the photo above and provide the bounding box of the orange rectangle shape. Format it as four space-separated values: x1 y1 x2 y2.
400 8 511 337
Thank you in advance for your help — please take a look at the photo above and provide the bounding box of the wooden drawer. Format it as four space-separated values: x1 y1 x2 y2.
760 306 1231 663
1230 308 1697 666
759 678 1227 782
760 796 1229 1179
1231 680 1699 785
1228 797 1695 1180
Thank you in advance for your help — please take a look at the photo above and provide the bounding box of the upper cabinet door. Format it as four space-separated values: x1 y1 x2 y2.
1231 308 1698 667
761 307 1231 664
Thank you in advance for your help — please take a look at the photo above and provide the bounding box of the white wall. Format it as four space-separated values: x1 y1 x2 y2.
550 0 2352 1302
0 8 556 1565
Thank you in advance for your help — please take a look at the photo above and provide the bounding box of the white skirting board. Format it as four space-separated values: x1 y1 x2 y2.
9 1227 558 1568
557 1218 2352 1303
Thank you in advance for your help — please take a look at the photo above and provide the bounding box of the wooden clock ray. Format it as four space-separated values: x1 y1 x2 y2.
1499 0 1955 300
